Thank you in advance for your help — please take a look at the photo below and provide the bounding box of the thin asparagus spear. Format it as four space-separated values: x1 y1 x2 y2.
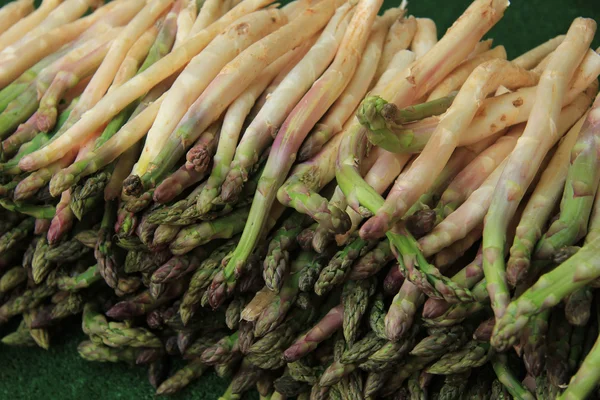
484 19 596 322
16 0 277 171
156 358 208 395
512 35 565 70
220 3 355 203
559 329 600 400
372 15 417 82
360 59 539 239
492 234 600 350
492 354 535 400
298 14 390 161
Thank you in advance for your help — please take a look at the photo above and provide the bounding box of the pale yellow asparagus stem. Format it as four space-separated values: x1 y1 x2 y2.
112 23 163 89
507 111 589 284
222 2 355 199
386 0 509 110
198 42 312 212
174 0 196 48
23 0 275 172
132 8 286 178
456 47 600 146
435 224 483 268
511 35 566 70
241 287 277 322
410 18 437 59
105 144 140 201
0 0 57 53
435 124 524 221
0 0 34 34
65 0 173 120
427 46 507 101
419 89 595 258
0 0 144 89
2 0 98 58
362 60 540 239
468 39 494 58
373 16 417 82
301 7 392 158
189 0 222 36
483 18 596 320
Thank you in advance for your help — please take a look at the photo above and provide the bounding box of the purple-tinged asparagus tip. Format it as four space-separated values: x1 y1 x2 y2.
106 301 146 320
123 175 144 197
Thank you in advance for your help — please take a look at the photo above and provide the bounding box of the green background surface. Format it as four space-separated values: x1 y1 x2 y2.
0 0 600 399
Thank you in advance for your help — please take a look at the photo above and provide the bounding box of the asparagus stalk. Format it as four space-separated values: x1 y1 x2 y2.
483 18 596 322
491 354 535 400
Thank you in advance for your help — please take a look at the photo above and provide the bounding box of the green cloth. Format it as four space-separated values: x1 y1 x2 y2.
0 0 599 399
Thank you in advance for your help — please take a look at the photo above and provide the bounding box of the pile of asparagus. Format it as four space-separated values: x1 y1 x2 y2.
0 0 599 397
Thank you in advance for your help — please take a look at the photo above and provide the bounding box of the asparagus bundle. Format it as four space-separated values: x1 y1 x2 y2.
0 0 599 398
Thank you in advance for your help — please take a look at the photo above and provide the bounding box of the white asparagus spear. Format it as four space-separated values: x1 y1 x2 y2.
17 0 276 171
2 0 99 58
0 0 144 89
220 2 355 202
0 0 34 34
196 38 315 214
427 46 507 101
188 0 222 36
373 15 417 81
511 35 565 70
361 59 540 239
298 9 393 161
410 18 437 59
0 0 58 53
484 18 596 323
132 8 286 178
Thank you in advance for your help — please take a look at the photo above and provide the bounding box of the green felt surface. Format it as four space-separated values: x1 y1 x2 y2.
0 0 599 399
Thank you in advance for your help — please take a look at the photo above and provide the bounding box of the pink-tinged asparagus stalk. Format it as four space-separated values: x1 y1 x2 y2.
434 224 483 269
47 190 74 245
154 167 207 204
0 0 139 89
283 304 343 362
15 0 276 171
506 115 589 286
388 0 509 110
184 120 222 173
14 148 80 201
35 39 116 134
0 0 34 36
105 143 140 201
0 0 56 53
361 59 540 240
219 2 355 203
196 41 312 215
511 35 565 70
134 0 352 195
372 16 417 82
131 8 286 180
298 11 391 161
48 88 168 196
427 46 507 101
0 27 124 141
212 0 386 306
533 92 600 260
434 124 525 223
19 0 174 171
410 18 437 59
419 91 594 258
1 0 99 58
483 18 596 321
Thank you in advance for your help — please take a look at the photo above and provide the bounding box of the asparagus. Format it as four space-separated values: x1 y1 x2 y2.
348 238 394 280
0 266 27 293
0 217 34 253
492 354 535 400
94 200 121 289
564 286 593 326
263 212 309 292
520 309 549 378
341 277 376 345
547 309 573 388
426 341 492 375
1 319 36 347
156 359 208 395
